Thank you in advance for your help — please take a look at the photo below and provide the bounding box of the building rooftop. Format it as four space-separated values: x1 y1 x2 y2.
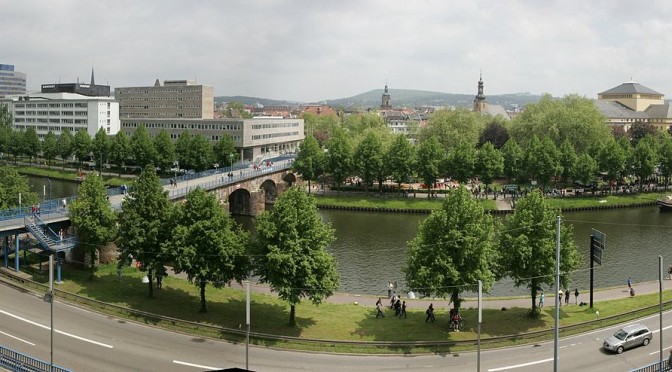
599 82 663 96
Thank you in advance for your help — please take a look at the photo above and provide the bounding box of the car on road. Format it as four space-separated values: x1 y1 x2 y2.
603 324 652 354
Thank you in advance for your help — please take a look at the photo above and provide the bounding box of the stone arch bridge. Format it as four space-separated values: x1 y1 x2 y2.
175 169 299 216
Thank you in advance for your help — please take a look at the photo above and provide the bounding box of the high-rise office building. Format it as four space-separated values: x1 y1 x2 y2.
0 64 27 98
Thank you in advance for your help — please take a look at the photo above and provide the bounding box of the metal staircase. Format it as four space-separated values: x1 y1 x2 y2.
24 215 77 253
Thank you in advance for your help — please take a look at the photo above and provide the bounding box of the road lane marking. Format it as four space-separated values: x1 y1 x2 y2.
173 360 220 370
0 309 113 349
0 329 35 346
488 357 554 371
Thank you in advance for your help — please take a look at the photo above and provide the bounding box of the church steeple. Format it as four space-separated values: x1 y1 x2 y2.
90 67 95 85
473 72 486 112
381 82 391 109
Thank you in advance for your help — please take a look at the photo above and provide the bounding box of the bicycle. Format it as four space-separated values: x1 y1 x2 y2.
450 318 466 332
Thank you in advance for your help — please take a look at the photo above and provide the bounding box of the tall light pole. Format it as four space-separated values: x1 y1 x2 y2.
229 153 234 174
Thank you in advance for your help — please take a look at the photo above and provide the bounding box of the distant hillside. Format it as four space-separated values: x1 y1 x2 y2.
325 89 543 110
215 89 543 110
214 96 297 107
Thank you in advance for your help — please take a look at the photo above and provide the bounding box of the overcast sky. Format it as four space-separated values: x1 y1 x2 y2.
4 0 672 103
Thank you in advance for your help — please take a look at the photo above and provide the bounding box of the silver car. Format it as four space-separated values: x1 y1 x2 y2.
603 324 652 354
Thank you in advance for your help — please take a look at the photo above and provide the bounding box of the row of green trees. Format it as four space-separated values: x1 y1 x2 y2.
405 186 579 315
297 95 672 192
0 105 237 174
69 166 338 325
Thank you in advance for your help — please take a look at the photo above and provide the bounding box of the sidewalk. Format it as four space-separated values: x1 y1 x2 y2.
167 267 667 311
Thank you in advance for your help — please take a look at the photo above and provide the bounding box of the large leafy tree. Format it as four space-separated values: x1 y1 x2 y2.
0 167 38 209
131 125 157 168
476 142 504 190
630 136 658 189
629 121 657 146
110 131 131 176
213 133 237 170
478 120 510 149
254 186 339 326
42 131 59 167
385 134 415 188
92 127 111 173
353 130 384 194
69 174 117 279
572 153 598 187
293 135 323 193
324 127 353 192
405 186 499 311
168 188 249 313
658 139 672 189
501 138 524 184
7 130 23 164
22 127 41 165
509 94 609 153
524 136 560 188
416 137 444 196
73 129 92 167
597 138 626 183
0 104 13 160
449 142 477 183
175 130 193 170
420 108 483 152
153 129 176 172
189 134 214 172
57 128 74 169
499 190 581 314
558 140 578 183
117 165 173 297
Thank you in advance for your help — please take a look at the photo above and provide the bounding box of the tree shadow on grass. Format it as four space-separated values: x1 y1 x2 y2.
58 272 315 339
353 306 548 354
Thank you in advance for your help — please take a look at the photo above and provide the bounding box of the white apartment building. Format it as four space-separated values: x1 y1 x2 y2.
120 117 304 162
1 92 120 139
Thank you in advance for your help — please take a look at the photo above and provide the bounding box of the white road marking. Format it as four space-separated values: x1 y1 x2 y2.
0 329 35 346
488 357 554 371
173 360 220 370
0 309 113 349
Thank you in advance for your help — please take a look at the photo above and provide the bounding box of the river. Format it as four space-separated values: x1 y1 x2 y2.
27 176 672 299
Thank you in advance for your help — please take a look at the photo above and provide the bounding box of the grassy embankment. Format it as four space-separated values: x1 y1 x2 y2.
14 259 672 354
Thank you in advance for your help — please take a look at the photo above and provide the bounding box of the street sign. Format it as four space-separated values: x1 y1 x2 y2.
591 229 606 265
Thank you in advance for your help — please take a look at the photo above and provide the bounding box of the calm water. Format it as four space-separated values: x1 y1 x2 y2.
29 177 672 298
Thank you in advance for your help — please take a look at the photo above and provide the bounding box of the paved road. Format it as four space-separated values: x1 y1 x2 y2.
1 281 671 371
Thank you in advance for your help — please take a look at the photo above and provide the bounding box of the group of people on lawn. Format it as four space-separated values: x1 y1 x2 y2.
375 295 463 331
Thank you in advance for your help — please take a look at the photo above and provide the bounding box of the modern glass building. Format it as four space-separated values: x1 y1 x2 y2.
0 64 27 98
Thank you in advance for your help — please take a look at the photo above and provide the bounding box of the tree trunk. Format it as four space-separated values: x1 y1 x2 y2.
199 280 207 313
289 304 296 326
88 248 97 280
147 268 154 298
307 179 312 194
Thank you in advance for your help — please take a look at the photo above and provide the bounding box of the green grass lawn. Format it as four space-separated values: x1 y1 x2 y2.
546 193 664 209
314 194 497 211
16 260 672 353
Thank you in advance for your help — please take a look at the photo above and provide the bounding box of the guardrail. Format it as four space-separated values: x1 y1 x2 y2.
0 344 71 372
630 360 671 372
3 268 672 350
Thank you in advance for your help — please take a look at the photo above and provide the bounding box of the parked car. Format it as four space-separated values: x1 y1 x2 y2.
603 324 652 354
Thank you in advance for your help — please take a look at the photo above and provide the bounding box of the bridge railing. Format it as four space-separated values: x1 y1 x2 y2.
0 344 71 372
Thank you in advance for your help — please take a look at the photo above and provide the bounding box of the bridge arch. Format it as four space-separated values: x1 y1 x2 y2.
228 189 252 215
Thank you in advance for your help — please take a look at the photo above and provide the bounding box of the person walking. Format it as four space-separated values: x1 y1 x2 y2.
564 288 570 305
539 291 545 308
376 299 385 318
667 349 672 369
558 289 563 307
574 288 580 304
627 276 632 290
399 301 407 319
425 303 435 323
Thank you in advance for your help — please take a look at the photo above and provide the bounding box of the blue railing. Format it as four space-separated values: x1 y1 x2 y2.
0 155 296 222
630 359 671 372
0 344 71 372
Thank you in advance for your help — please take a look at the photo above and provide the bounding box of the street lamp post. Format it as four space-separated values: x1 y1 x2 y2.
229 153 234 174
